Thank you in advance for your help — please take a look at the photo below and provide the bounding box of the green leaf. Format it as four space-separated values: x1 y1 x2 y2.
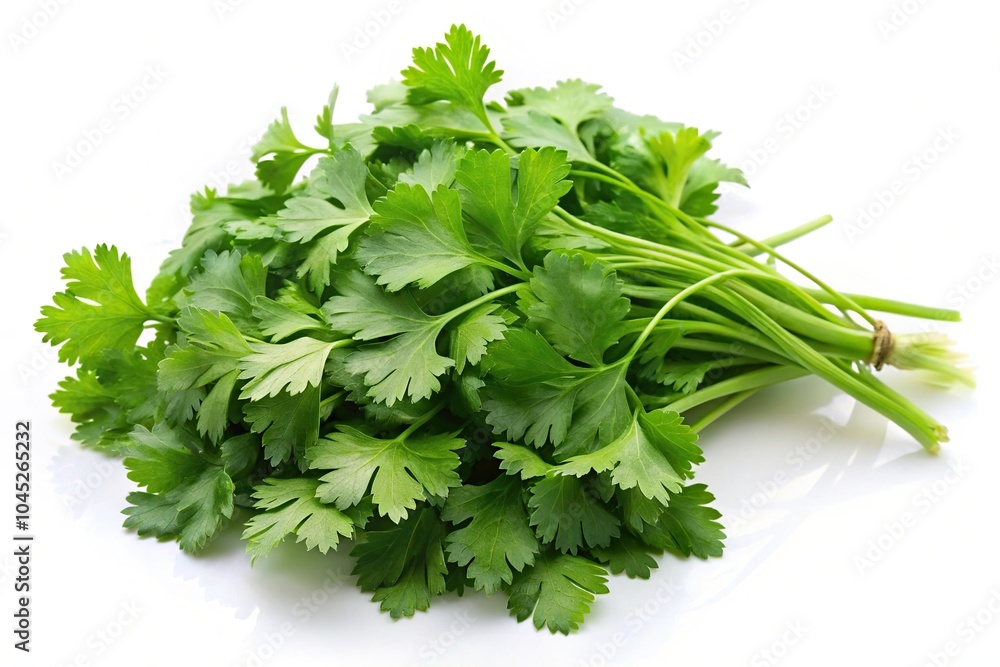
646 126 713 207
308 425 463 522
680 155 747 217
506 550 609 634
296 229 356 293
325 274 458 405
356 183 493 291
352 508 448 618
238 337 342 401
220 433 260 480
449 303 507 373
122 491 184 542
50 367 116 421
365 103 494 143
252 107 313 161
366 80 407 111
155 189 246 282
506 79 613 132
527 475 620 554
122 423 207 493
296 147 373 228
270 196 367 244
50 368 130 451
525 252 630 366
158 308 252 390
242 477 354 563
455 147 572 264
494 443 552 480
401 24 502 125
640 484 726 559
558 410 701 504
442 476 538 594
93 344 167 424
121 423 234 552
345 328 453 406
197 369 238 443
484 327 583 385
398 140 465 191
323 270 432 340
36 245 158 366
253 297 326 342
243 385 320 467
657 362 711 395
482 332 581 449
591 532 659 579
314 84 340 146
252 108 325 193
502 112 596 164
184 250 266 333
482 329 631 457
513 147 575 243
617 486 666 533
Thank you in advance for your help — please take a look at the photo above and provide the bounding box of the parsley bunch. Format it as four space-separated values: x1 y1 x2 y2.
37 25 970 633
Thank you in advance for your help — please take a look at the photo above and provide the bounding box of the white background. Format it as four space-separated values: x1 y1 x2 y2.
2 1 998 666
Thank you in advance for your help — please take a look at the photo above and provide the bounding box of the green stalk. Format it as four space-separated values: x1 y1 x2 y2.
620 270 763 365
698 218 876 325
624 271 875 359
802 290 962 322
568 166 876 325
438 282 526 323
664 366 809 414
709 291 946 451
668 337 790 366
689 390 760 433
728 284 874 358
731 215 834 254
398 400 447 438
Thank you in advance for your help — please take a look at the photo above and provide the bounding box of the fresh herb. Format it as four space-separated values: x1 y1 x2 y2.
37 25 971 633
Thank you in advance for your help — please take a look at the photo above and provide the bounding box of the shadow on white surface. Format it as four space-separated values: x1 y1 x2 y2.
41 371 972 665
695 374 966 610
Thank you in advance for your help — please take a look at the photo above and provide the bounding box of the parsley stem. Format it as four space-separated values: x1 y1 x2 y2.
568 167 875 324
620 317 788 362
801 290 961 322
709 290 946 451
147 313 175 326
595 229 872 356
620 267 875 358
698 218 877 326
320 391 346 409
624 383 645 411
483 258 530 281
688 390 760 433
399 400 447 439
438 282 526 323
622 269 761 365
731 215 833 254
661 366 810 414
487 132 516 155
